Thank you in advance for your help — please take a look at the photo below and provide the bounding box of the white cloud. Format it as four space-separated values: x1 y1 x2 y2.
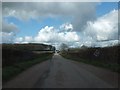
14 37 23 43
2 0 102 2
0 2 2 32
34 25 80 44
2 3 118 48
15 25 80 48
95 40 119 47
84 9 118 42
34 26 58 43
2 20 19 33
14 9 118 48
60 23 73 31
36 26 79 44
3 2 97 31
15 36 33 43
60 31 79 42
0 32 15 43
24 36 33 42
1 20 19 43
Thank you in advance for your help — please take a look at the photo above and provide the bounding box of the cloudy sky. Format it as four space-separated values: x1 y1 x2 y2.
1 2 119 49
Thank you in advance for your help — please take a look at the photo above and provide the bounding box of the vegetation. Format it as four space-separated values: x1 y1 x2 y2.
60 45 120 72
2 43 55 83
2 43 55 51
60 43 68 51
2 43 55 67
3 53 53 83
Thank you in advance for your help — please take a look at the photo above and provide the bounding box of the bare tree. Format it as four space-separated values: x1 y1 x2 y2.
60 43 68 51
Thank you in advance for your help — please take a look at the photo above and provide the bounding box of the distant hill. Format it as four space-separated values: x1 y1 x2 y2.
2 43 56 51
2 43 55 67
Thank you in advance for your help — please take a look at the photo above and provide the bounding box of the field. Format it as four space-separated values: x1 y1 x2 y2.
60 45 120 72
2 43 55 83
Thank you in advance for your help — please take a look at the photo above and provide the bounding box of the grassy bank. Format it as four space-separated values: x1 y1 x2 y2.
2 43 55 83
2 43 55 67
3 53 53 83
60 46 119 73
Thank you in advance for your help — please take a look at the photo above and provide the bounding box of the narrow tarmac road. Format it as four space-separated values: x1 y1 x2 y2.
3 53 118 88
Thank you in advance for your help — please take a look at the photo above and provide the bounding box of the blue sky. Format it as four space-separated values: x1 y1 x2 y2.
4 2 118 37
96 2 118 17
5 15 73 37
2 2 119 47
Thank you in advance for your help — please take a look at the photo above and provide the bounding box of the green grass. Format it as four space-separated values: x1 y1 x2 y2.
3 53 53 83
60 52 120 73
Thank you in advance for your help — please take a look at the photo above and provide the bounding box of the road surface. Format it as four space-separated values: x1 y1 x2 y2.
3 53 118 88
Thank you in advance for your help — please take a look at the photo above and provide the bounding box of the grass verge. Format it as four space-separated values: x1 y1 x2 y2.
3 53 53 84
60 52 120 73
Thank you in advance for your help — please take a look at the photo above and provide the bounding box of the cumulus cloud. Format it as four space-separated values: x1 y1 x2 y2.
13 9 119 48
0 32 15 43
34 26 58 43
1 20 19 43
2 2 118 48
2 20 19 33
83 9 118 42
2 0 102 2
34 25 79 44
0 2 2 44
1 2 97 45
60 23 73 31
14 37 23 43
15 36 33 43
24 36 33 42
0 2 2 32
118 9 120 38
2 2 97 31
15 25 80 48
